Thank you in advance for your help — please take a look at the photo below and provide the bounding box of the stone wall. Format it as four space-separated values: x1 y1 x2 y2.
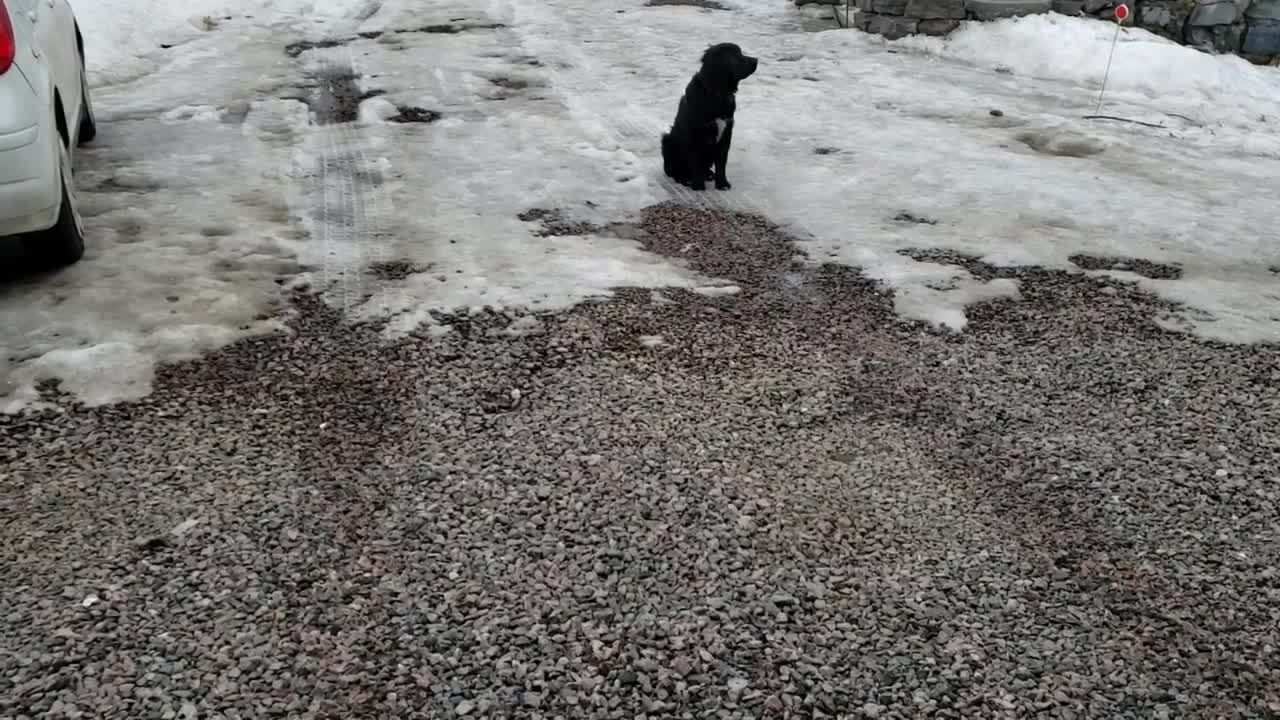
798 0 1280 64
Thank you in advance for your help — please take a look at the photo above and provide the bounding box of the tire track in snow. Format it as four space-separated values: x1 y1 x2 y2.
294 42 396 319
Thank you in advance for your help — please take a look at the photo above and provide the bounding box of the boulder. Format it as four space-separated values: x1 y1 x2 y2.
868 13 920 35
965 0 1054 19
1083 0 1114 13
796 0 842 4
853 9 875 27
918 17 964 32
1052 0 1086 14
872 0 910 14
1246 0 1280 19
1219 20 1248 49
1242 16 1280 53
1138 0 1193 39
1189 20 1248 49
907 0 968 17
1187 0 1247 26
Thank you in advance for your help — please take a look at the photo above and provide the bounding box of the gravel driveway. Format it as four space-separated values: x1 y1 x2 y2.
3 203 1279 719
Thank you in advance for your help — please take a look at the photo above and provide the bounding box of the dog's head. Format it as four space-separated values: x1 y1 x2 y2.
699 43 758 92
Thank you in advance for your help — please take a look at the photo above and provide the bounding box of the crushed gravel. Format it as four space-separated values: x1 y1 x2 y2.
3 201 1280 719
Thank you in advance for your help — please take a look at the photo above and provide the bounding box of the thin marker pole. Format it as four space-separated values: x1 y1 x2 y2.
1095 10 1126 114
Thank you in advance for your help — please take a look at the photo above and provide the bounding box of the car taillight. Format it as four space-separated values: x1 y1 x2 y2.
0 0 15 75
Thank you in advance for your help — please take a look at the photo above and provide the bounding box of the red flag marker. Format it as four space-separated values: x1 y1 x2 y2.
1114 3 1129 22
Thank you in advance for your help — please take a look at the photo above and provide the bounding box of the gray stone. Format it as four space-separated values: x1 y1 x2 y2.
919 17 964 31
1246 0 1280 19
853 9 875 27
1242 16 1280 52
872 0 910 14
1186 24 1216 46
796 0 842 5
1187 0 1246 26
1189 19 1247 50
856 0 875 10
965 0 1054 19
1082 0 1113 13
1138 0 1193 39
1052 0 1085 14
868 12 920 35
907 0 967 17
1214 20 1248 50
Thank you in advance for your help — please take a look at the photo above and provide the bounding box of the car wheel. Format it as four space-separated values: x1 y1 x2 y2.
24 143 86 268
77 62 97 145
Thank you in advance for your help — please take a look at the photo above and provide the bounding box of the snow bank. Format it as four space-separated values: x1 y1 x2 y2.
896 14 1280 118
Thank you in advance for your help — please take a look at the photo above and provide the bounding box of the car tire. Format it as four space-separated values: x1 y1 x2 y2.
77 63 97 145
24 143 86 269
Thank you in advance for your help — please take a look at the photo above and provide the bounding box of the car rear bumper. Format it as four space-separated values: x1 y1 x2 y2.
0 123 60 237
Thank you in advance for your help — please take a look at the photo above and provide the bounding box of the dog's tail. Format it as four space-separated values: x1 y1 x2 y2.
660 132 677 179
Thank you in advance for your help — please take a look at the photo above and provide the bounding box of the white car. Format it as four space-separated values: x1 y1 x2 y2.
0 0 95 269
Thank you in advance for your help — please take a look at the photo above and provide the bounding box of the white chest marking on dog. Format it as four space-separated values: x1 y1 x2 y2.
715 118 728 142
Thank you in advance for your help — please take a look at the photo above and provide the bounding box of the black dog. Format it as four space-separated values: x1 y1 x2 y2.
660 43 758 191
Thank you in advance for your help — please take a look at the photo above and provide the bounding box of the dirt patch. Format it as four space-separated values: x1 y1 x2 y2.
518 208 601 237
813 147 840 155
488 76 532 90
388 107 442 124
645 0 728 8
284 38 351 58
401 22 507 34
305 65 363 125
368 260 425 280
88 176 166 194
1069 254 1183 280
894 212 938 225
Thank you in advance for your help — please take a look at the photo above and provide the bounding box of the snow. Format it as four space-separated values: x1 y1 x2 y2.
896 14 1280 130
74 0 374 86
4 0 1280 411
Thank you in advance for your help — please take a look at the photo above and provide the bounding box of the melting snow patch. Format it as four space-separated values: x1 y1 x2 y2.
693 285 742 297
639 334 667 348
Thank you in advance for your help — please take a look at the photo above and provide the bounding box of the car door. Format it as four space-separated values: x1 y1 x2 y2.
26 0 81 145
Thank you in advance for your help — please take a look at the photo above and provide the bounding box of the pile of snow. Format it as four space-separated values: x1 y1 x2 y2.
896 14 1280 125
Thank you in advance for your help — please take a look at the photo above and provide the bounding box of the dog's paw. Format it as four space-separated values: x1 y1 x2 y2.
715 179 732 190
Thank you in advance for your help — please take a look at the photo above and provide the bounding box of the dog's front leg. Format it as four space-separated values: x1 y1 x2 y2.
713 125 733 190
